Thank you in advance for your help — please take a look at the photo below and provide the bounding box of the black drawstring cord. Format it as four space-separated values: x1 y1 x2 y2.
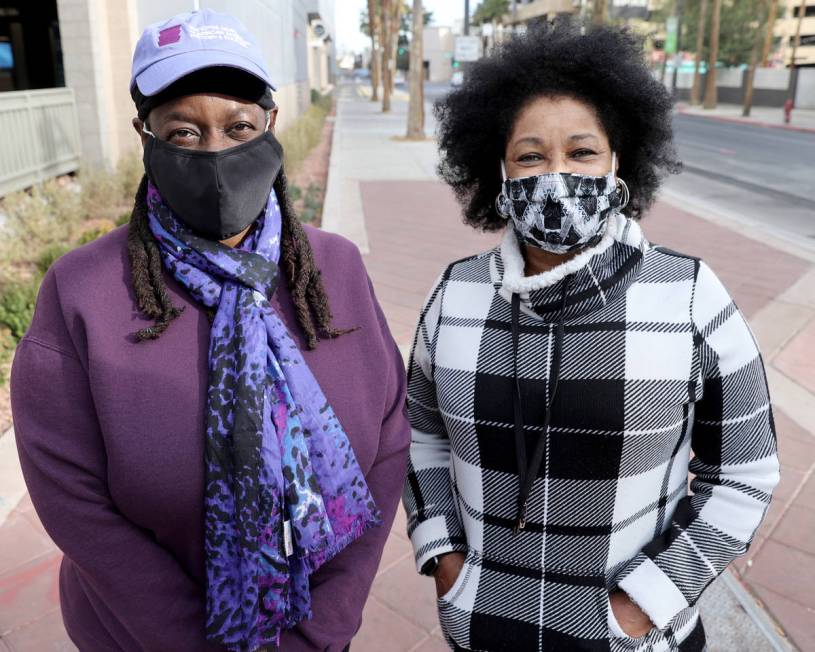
511 275 573 535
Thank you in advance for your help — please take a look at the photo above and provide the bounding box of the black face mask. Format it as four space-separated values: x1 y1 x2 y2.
143 130 284 240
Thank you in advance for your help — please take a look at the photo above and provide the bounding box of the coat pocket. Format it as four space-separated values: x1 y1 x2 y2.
599 589 668 651
437 551 480 649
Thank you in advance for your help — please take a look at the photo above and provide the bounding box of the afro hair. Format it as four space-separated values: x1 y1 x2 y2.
435 20 682 230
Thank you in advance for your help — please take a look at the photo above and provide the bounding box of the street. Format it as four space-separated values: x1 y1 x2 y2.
423 82 815 247
666 114 815 246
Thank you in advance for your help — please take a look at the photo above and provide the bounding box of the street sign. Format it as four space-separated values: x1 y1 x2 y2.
454 35 482 62
664 16 678 55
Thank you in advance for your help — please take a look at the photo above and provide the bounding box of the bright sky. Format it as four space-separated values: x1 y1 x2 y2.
336 0 484 54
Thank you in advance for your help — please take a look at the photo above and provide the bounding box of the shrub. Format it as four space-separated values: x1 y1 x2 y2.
117 149 144 202
36 243 73 275
311 90 333 113
288 182 323 224
300 183 323 223
0 279 40 342
278 94 333 176
78 167 123 221
77 219 116 245
0 177 83 269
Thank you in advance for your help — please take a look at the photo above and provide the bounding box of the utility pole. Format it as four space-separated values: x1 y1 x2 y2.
761 0 779 66
702 0 721 109
407 0 425 139
690 0 708 105
464 0 470 35
788 0 807 102
743 0 769 117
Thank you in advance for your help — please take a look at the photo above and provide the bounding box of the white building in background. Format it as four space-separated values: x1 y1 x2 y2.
777 0 815 66
0 0 336 196
423 26 454 83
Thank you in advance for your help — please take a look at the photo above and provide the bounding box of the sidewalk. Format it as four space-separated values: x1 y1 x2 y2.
0 81 814 651
676 102 815 134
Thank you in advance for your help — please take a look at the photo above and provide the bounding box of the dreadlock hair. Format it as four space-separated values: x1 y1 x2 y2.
127 170 352 349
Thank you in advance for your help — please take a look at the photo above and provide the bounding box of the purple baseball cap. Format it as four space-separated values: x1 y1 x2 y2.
130 9 276 97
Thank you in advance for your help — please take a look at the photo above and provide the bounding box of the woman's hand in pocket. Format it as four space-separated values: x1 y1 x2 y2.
609 589 654 638
433 552 466 599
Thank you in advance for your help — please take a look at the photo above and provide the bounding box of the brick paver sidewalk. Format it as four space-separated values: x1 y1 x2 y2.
1 82 814 651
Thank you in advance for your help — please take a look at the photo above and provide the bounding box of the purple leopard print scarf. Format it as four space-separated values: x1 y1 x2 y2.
146 182 381 651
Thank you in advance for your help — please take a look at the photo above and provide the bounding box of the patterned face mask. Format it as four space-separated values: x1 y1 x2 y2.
495 153 628 254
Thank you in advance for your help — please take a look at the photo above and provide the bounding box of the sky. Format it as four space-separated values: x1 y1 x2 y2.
336 0 484 54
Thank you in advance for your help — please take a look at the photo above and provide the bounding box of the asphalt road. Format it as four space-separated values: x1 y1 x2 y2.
665 114 815 246
423 82 815 246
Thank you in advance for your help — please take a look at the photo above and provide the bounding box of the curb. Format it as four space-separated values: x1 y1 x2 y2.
0 426 26 527
721 571 798 652
675 105 815 135
657 187 815 263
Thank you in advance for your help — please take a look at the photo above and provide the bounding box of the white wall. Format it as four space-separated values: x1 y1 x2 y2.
753 67 791 90
675 71 694 89
796 68 815 109
715 67 744 88
424 26 454 83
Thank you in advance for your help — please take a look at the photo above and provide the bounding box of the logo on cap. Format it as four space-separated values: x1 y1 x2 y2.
158 25 182 47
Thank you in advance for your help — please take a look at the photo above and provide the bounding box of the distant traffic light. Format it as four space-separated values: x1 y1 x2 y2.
452 61 461 68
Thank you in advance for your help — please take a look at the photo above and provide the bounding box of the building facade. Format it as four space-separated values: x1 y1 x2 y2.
778 0 815 67
0 0 336 196
423 25 454 83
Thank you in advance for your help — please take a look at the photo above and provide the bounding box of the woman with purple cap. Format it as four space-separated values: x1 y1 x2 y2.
11 9 409 652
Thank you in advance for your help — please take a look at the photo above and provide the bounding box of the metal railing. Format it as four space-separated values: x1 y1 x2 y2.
0 87 81 197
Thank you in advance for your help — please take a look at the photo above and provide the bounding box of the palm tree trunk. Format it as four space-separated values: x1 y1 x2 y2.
368 0 381 101
690 0 708 105
406 0 425 139
702 0 721 109
381 0 392 112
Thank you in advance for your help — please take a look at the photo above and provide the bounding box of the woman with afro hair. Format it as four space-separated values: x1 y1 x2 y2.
403 20 778 652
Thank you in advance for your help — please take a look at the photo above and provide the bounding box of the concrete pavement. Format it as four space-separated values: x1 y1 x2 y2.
676 103 815 134
1 80 814 651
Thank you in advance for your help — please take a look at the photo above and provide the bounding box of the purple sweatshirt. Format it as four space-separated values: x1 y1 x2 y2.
11 224 411 652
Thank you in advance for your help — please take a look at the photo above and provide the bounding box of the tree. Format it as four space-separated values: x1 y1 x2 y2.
681 0 765 67
380 0 402 112
703 0 721 109
397 5 432 71
690 0 707 105
760 0 779 65
472 0 509 25
381 0 393 112
743 0 769 116
592 0 608 26
406 0 425 139
363 0 382 101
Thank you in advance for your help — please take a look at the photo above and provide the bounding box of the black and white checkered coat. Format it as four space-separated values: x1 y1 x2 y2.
403 214 779 651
